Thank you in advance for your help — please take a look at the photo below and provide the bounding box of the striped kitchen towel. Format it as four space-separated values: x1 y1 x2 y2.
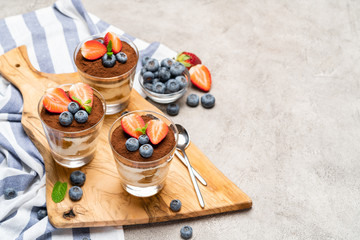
0 0 176 239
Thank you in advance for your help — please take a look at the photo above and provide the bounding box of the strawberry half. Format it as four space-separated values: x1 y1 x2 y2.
81 40 107 60
176 51 202 69
189 64 212 92
146 119 169 145
104 32 122 54
68 83 93 114
121 114 145 139
42 88 72 113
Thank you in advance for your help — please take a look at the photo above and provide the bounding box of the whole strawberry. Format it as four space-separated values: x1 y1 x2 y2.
176 52 202 69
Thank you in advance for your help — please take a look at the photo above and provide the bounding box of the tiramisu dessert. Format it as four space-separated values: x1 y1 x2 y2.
74 32 139 115
38 82 106 168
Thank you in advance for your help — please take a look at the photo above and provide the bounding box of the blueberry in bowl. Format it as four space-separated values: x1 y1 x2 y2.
139 58 190 104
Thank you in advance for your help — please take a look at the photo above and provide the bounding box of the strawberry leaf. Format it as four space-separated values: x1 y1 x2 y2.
107 40 113 57
135 123 148 135
84 99 92 104
51 181 67 203
84 105 92 114
71 96 82 105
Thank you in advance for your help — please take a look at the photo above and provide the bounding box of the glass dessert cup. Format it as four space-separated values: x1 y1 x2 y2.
73 34 139 115
109 110 179 197
38 84 106 168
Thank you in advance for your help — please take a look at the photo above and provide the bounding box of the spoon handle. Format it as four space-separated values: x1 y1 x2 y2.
175 150 207 186
180 148 205 208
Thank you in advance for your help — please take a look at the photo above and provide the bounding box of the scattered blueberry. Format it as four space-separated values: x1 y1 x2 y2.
102 53 116 68
152 78 160 84
138 134 149 145
141 56 150 66
115 52 127 63
154 71 159 78
59 111 73 126
145 58 160 72
180 226 193 239
165 79 180 93
67 102 80 114
170 199 182 212
140 67 147 76
201 93 215 109
4 187 17 200
37 209 47 220
74 110 88 123
97 39 104 44
166 103 180 116
159 67 171 82
152 82 166 94
139 144 153 158
170 62 185 76
161 58 174 68
144 83 153 91
121 111 129 116
186 94 199 107
126 138 139 152
69 186 83 201
70 170 86 187
143 71 154 83
175 75 187 89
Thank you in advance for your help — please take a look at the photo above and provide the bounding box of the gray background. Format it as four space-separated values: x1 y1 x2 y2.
1 0 360 239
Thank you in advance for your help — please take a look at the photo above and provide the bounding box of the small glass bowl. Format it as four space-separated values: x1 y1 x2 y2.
138 69 190 104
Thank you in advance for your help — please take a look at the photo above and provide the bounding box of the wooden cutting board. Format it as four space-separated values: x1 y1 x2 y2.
0 46 252 228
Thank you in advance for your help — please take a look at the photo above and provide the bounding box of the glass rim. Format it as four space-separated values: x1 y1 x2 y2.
138 68 190 98
37 83 107 134
108 110 179 165
73 33 139 80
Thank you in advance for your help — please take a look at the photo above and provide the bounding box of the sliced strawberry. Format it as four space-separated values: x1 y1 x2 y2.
121 114 145 139
146 119 169 145
81 40 107 60
189 64 212 92
104 32 122 54
43 88 72 113
176 51 202 69
68 83 93 114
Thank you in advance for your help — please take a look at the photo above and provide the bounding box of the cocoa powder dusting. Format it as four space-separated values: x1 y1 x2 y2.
40 94 104 132
111 115 176 162
75 41 138 78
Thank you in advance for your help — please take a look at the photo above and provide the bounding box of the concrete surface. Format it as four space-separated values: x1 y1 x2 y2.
1 0 360 239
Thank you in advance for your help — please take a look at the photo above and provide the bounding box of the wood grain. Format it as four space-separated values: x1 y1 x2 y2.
0 46 252 228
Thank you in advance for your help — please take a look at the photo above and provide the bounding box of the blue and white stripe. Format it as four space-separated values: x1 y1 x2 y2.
0 0 176 239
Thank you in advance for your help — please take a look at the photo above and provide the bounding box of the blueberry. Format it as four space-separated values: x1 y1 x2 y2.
67 102 80 114
140 67 147 76
70 170 86 187
159 67 171 82
126 137 139 152
152 82 166 94
121 111 129 116
161 58 174 69
37 209 47 220
166 103 180 116
144 83 153 91
138 134 149 145
115 52 127 63
74 110 88 123
186 94 199 107
170 199 182 212
97 39 104 44
141 56 150 66
69 186 83 201
201 93 215 109
152 78 160 84
165 79 180 93
170 62 185 76
145 58 160 72
175 75 187 89
139 144 153 158
59 111 73 126
4 187 17 200
143 71 154 83
180 226 193 239
102 53 116 68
